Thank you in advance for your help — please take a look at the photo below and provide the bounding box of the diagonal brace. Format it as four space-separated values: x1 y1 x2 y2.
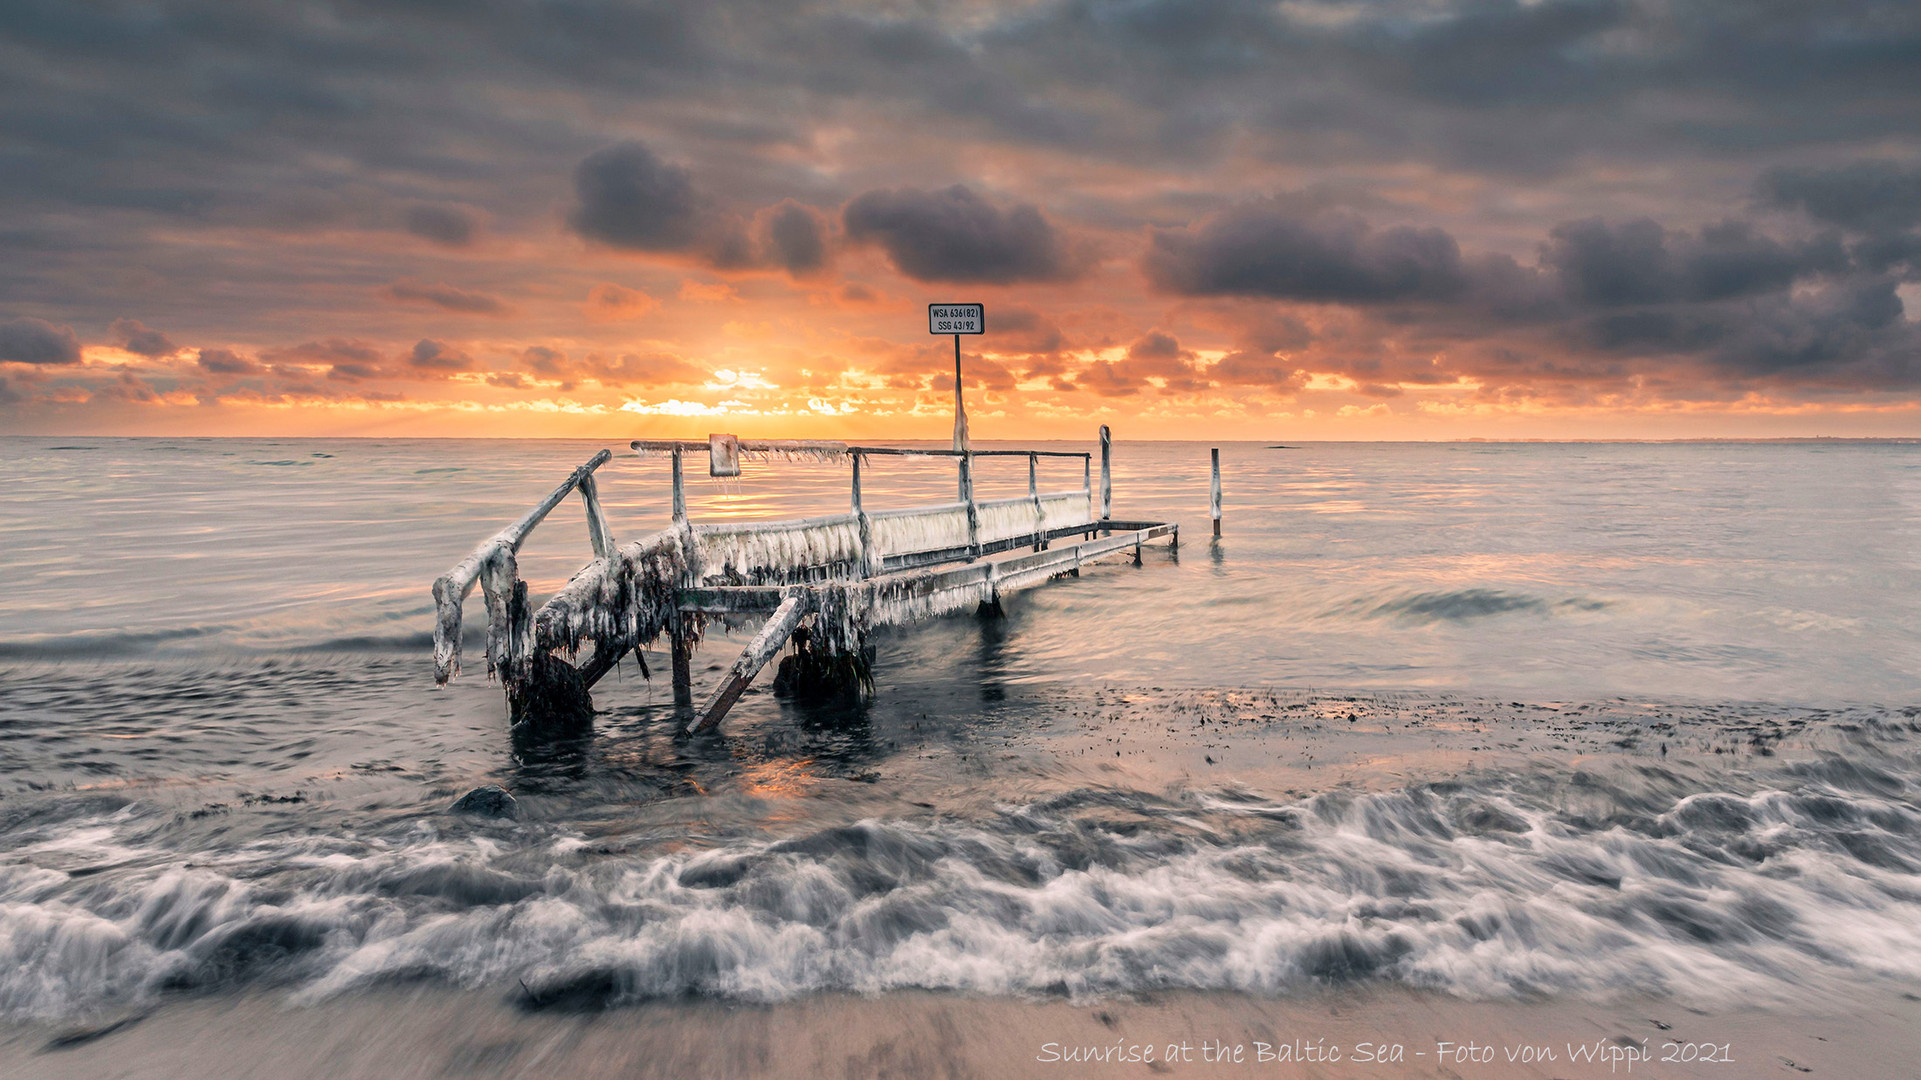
692 591 813 733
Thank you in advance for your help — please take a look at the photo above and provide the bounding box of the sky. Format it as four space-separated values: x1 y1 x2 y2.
2 0 1920 440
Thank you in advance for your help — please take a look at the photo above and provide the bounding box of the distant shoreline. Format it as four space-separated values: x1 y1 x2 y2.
5 434 1919 445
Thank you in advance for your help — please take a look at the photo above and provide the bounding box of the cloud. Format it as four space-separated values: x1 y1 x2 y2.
1542 218 1843 307
196 348 263 375
567 141 711 252
110 318 179 357
1759 160 1921 233
513 344 704 386
1144 202 1468 302
762 200 831 276
263 339 385 368
1208 351 1303 390
403 203 479 247
409 339 471 371
0 317 82 365
843 185 1080 283
583 283 659 321
985 304 1066 354
327 362 382 382
383 280 513 316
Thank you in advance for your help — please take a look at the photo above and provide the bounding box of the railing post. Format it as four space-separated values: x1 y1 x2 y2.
959 452 979 559
852 452 878 577
1029 452 1045 551
578 472 615 560
671 446 687 526
1098 425 1112 523
1211 447 1222 538
668 444 695 719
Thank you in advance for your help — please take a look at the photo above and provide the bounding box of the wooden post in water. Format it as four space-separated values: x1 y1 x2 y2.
670 445 696 712
1210 447 1222 538
1098 425 1112 522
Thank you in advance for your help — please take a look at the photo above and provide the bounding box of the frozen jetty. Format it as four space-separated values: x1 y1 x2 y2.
431 428 1177 735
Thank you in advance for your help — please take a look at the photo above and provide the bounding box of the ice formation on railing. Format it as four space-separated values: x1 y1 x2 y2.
975 498 1037 545
1039 490 1090 534
868 504 970 557
693 517 863 584
535 528 686 658
808 570 995 655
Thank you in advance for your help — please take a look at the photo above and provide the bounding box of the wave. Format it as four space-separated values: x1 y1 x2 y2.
1331 588 1609 624
0 627 224 661
3 764 1916 1021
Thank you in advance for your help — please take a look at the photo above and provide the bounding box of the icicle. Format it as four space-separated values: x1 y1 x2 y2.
867 504 971 558
533 528 687 658
692 516 864 584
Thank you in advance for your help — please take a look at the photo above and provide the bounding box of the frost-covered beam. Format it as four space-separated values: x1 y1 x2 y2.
578 472 615 560
432 449 612 684
693 591 812 733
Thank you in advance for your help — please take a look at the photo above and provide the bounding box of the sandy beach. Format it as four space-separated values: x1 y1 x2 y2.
7 984 1915 1080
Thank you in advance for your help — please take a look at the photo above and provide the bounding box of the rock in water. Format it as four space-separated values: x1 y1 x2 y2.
450 784 518 819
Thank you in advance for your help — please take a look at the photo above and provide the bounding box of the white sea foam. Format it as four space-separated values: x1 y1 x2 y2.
2 769 1916 1021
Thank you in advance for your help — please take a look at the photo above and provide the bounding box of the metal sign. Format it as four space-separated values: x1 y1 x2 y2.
708 433 741 477
928 303 985 335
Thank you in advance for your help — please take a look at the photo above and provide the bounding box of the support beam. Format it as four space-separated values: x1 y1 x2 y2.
670 611 695 716
693 593 811 733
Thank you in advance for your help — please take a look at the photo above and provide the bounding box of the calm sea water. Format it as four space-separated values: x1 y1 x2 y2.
0 437 1917 1021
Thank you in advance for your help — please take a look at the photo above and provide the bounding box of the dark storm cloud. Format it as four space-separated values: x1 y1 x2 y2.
1542 218 1845 307
1145 202 1469 302
404 204 478 247
0 317 81 365
567 141 710 252
843 186 1079 284
5 0 1921 414
1759 161 1921 233
110 318 178 357
763 201 830 276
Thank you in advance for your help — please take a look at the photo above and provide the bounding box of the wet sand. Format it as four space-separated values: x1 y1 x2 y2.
5 985 1914 1080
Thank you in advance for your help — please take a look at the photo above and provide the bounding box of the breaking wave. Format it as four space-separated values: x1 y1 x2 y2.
4 762 1917 1021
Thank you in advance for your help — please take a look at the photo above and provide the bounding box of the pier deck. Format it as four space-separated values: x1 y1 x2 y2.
430 429 1177 734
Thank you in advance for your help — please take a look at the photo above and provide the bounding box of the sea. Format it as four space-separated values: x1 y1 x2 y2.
2 437 1918 1028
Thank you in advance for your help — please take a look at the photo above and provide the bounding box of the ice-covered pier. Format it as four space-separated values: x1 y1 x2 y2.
430 427 1177 736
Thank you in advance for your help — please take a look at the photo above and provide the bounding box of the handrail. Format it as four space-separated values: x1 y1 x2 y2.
629 438 1089 460
431 449 611 684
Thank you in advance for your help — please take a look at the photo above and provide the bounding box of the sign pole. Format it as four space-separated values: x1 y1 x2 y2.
953 332 967 452
929 302 982 452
